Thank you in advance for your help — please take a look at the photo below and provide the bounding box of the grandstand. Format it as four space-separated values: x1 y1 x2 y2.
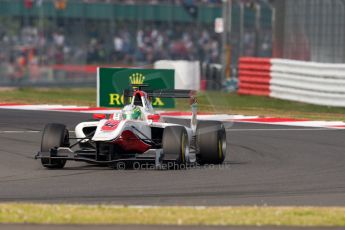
0 0 272 85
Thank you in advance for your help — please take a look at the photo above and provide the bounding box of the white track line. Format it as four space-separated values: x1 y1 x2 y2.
0 130 76 133
0 130 40 133
227 128 343 131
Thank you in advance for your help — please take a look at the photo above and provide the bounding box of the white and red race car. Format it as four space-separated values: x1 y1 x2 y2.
35 85 227 169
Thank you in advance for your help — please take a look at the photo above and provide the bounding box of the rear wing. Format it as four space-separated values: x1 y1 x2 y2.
150 89 198 132
123 88 196 104
125 84 195 97
148 89 196 98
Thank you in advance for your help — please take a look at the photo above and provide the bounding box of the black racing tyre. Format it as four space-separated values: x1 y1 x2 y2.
40 123 69 169
162 126 189 164
196 121 226 164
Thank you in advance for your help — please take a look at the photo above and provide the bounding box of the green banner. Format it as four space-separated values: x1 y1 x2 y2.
97 68 175 108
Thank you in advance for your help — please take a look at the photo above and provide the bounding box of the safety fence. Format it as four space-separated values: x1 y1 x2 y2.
238 57 345 107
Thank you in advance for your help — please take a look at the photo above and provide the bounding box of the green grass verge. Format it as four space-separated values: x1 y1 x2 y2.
0 88 96 107
0 203 345 226
1 88 345 121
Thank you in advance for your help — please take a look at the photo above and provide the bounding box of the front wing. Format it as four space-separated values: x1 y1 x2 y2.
35 147 175 167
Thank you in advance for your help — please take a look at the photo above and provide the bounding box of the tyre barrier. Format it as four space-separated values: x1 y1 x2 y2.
238 57 271 96
238 57 345 107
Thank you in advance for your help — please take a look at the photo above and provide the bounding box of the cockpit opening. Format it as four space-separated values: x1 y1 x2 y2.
133 93 142 106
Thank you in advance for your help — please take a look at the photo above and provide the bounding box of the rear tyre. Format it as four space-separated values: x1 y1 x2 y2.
40 123 69 169
162 126 189 165
196 121 226 164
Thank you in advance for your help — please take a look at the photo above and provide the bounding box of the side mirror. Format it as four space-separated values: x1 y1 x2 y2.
147 114 160 122
93 113 107 120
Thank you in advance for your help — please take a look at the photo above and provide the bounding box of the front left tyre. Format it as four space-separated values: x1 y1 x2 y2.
40 123 69 169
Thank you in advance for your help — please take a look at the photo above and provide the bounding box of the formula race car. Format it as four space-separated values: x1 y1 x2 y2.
35 84 227 169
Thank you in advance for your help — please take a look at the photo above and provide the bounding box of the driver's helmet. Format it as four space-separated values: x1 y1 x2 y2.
131 106 142 120
124 106 142 120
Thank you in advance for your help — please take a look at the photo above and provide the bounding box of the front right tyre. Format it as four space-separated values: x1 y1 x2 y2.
196 121 226 164
162 126 189 165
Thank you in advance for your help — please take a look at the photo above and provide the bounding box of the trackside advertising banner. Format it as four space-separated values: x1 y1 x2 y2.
97 68 175 108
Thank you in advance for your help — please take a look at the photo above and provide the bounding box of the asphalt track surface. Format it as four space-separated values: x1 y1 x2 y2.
0 109 345 206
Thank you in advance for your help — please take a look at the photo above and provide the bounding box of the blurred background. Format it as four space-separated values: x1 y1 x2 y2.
0 0 344 91
0 0 273 87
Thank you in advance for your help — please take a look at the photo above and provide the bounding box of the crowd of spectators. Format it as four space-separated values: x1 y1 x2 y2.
0 0 273 85
109 24 221 64
0 25 271 67
0 23 224 67
0 22 272 85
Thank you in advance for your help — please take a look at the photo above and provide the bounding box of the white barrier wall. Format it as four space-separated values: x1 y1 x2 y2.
270 59 345 107
154 60 200 90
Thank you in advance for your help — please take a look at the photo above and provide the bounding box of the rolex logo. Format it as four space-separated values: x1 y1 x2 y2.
129 73 145 84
